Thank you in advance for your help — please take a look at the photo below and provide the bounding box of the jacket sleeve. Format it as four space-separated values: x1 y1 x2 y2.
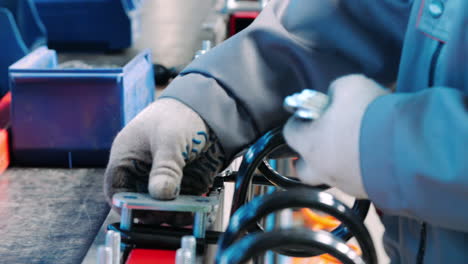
160 0 411 160
361 88 468 232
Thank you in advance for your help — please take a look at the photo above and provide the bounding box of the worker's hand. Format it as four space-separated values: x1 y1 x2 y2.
104 98 225 218
283 74 390 198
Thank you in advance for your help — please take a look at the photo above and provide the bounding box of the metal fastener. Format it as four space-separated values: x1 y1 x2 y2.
105 231 121 264
283 89 330 120
97 246 112 264
428 0 444 18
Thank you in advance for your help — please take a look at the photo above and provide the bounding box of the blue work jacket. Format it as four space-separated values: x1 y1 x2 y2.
162 0 468 262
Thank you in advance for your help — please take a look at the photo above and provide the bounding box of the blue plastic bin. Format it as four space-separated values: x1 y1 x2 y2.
34 0 142 51
9 47 155 167
0 0 47 97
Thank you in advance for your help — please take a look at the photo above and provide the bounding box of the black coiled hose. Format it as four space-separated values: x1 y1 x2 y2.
230 127 371 244
218 228 365 264
217 188 377 264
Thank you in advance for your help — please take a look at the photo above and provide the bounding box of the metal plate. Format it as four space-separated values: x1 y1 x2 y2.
113 192 219 213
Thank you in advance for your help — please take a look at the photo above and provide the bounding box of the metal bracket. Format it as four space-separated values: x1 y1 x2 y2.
113 191 221 239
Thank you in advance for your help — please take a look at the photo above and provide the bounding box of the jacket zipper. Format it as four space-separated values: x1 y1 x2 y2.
416 41 444 264
416 222 427 264
428 42 443 87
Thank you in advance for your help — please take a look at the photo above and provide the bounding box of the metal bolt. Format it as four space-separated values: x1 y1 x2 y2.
176 248 194 264
193 212 207 238
105 231 121 264
120 207 133 231
181 235 197 257
97 246 112 264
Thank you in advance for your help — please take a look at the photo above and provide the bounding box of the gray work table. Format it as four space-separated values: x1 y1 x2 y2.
0 168 109 264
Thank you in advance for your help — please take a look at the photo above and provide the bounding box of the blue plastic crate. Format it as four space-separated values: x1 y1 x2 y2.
34 0 142 51
9 47 155 167
0 0 47 97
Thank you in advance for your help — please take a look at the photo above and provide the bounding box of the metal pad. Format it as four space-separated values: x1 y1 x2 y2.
113 192 219 213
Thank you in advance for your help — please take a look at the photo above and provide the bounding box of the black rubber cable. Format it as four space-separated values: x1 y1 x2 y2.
217 228 365 264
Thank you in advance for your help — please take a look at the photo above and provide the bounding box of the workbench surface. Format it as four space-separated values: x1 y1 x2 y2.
0 168 109 264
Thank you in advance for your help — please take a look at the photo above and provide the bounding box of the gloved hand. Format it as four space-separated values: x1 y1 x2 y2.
104 98 225 223
283 74 390 199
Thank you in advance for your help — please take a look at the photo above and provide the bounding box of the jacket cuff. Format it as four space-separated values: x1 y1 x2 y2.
359 93 410 213
160 73 257 161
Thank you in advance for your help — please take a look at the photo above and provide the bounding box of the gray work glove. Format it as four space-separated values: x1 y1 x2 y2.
104 98 225 224
284 75 389 199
